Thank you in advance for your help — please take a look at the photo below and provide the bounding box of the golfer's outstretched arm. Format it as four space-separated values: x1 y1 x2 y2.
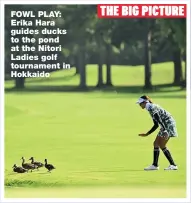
146 119 159 135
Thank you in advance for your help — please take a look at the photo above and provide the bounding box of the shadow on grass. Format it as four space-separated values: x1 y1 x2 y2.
26 75 77 83
5 83 185 99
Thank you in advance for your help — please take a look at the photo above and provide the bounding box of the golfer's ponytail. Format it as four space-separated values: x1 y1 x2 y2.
146 96 153 103
140 95 153 103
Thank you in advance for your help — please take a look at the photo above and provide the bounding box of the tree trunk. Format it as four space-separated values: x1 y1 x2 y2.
173 46 182 85
144 29 152 89
15 77 25 89
96 34 104 88
185 61 186 83
182 59 186 88
183 50 186 87
97 55 104 87
74 55 79 75
105 43 112 86
14 39 26 89
78 45 86 89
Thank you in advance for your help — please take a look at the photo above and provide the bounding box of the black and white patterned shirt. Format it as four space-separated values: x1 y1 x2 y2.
145 103 172 135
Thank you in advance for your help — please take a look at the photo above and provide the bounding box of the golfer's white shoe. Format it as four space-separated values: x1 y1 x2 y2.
144 165 159 171
164 165 178 170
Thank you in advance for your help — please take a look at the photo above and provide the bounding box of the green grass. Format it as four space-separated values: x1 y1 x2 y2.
5 186 186 198
5 62 186 198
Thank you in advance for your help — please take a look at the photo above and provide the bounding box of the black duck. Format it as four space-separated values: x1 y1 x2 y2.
45 159 55 172
12 164 27 173
21 157 37 172
29 157 44 170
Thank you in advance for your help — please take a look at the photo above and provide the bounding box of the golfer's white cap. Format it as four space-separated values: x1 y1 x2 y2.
136 97 148 104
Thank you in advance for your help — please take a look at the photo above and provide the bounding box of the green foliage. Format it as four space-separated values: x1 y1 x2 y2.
157 19 186 51
5 5 186 89
5 5 186 69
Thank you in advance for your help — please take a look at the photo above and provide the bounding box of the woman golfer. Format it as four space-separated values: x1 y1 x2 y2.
136 95 178 170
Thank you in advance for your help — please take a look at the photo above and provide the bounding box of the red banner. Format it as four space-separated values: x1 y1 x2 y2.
97 4 186 18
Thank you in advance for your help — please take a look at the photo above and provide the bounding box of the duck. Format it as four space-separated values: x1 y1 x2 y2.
12 164 28 173
44 159 55 172
29 157 44 170
21 157 37 172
